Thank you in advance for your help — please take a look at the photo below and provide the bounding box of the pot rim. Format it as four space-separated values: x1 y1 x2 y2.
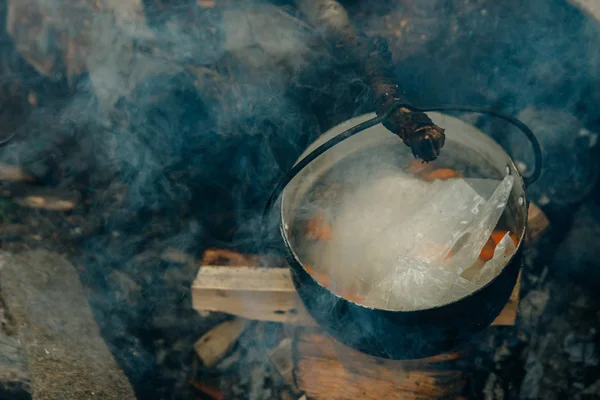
279 112 529 313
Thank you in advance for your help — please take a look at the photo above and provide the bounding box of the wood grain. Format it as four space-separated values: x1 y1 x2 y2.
192 266 317 326
194 318 250 368
526 203 550 246
295 331 466 399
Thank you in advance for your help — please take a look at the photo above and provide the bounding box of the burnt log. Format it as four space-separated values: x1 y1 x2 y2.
294 0 445 161
294 330 467 399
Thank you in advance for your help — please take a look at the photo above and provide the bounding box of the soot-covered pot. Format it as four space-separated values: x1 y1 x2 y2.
272 110 539 360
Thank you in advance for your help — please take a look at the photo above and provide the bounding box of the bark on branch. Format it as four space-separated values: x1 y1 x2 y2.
295 0 445 161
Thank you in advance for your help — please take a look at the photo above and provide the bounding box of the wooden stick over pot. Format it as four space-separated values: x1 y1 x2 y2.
294 0 445 161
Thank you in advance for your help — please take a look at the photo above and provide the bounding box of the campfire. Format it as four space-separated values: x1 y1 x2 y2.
0 0 599 399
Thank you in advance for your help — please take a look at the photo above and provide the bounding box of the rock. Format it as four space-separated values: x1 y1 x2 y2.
0 292 30 399
519 288 550 330
493 340 512 364
554 202 600 285
519 353 543 399
583 379 600 396
0 224 28 241
483 372 504 400
0 250 135 399
563 333 599 367
109 270 141 307
0 164 34 183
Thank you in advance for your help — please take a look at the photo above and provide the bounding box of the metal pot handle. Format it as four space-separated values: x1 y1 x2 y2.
263 101 542 221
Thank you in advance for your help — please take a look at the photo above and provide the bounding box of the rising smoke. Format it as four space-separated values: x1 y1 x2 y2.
0 0 598 398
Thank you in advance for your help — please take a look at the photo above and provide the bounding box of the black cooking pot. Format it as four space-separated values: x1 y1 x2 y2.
264 103 542 360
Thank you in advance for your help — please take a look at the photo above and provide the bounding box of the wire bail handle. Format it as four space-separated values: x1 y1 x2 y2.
263 101 542 220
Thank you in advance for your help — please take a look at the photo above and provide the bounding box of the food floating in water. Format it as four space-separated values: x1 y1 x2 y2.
305 210 333 240
301 167 518 311
479 230 519 262
408 160 464 181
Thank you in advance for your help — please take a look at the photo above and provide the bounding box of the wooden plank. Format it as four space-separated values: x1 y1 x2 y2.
192 266 317 326
192 266 519 327
295 330 466 399
0 250 135 400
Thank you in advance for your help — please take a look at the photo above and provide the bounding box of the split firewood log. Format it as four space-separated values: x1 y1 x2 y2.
6 0 169 111
194 318 250 368
14 195 77 211
294 330 467 400
0 164 34 183
0 183 78 211
526 202 550 245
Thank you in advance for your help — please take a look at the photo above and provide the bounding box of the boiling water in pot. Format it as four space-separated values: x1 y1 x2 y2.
288 139 519 311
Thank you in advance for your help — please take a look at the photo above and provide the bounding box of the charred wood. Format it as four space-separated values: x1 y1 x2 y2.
294 0 445 161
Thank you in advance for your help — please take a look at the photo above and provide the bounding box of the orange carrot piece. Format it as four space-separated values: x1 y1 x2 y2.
443 249 455 260
490 230 519 247
424 168 463 182
479 237 496 261
479 230 519 261
510 232 519 247
305 211 332 240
